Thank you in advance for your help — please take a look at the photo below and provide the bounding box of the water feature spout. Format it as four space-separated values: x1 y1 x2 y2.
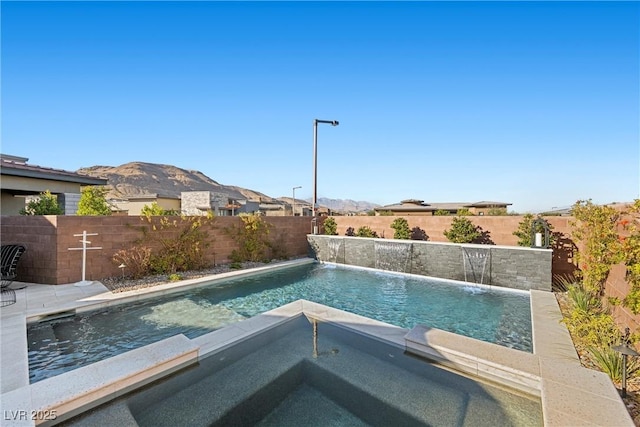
374 241 412 273
327 239 344 263
462 246 491 285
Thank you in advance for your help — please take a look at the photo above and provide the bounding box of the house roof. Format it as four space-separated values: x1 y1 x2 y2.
376 200 512 211
0 155 107 186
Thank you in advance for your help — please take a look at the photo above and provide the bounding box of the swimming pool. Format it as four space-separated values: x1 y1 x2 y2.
64 315 543 427
28 262 531 383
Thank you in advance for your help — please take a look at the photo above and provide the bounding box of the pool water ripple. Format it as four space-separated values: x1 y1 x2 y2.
28 263 531 383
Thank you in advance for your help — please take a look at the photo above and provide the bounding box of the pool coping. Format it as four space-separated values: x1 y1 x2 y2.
0 258 633 426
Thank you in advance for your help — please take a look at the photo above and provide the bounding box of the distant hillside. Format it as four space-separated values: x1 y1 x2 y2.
311 197 380 213
77 162 277 202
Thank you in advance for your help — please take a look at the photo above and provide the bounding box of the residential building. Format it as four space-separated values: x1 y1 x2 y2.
374 199 512 216
0 154 108 215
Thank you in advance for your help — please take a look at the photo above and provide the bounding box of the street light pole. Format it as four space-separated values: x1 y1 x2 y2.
292 186 301 216
312 119 339 234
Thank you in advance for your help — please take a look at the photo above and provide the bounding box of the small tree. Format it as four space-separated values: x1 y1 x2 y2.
141 202 178 216
456 208 473 216
513 214 553 247
226 213 272 263
323 217 338 235
356 225 378 238
570 199 622 294
77 186 111 216
390 217 411 239
444 216 480 243
20 190 64 215
486 207 508 216
410 226 429 241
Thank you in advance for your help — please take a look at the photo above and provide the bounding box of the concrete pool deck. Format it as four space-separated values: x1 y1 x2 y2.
0 258 633 426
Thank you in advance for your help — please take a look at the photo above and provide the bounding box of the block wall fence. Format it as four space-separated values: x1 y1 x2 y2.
0 215 314 285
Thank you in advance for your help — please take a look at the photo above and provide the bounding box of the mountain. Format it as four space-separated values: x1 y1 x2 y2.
77 162 277 202
311 197 380 213
77 162 379 212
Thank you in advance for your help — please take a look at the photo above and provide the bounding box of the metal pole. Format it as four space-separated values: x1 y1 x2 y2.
312 119 338 234
292 186 301 217
313 120 318 233
622 354 628 397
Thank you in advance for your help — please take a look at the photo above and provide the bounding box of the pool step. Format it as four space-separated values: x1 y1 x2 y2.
126 323 541 427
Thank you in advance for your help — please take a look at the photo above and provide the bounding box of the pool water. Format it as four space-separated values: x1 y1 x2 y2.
28 263 532 383
65 316 543 427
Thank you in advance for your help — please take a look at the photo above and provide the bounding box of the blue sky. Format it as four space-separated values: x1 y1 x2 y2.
2 1 638 213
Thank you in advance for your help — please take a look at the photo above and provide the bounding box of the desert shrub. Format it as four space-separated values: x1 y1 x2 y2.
587 346 626 383
444 216 479 243
410 226 429 241
390 218 411 240
356 226 378 238
377 210 394 216
434 210 450 216
226 213 272 263
323 217 338 235
486 207 508 216
140 213 214 274
571 199 622 294
141 202 180 216
20 190 64 215
112 246 152 279
266 232 289 260
456 208 473 216
345 227 355 236
567 283 601 315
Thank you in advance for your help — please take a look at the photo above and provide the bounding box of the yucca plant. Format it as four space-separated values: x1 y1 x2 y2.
568 283 601 314
588 346 638 383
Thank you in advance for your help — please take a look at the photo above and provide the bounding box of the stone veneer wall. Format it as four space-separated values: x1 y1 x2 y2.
328 215 576 280
0 215 313 285
308 235 552 291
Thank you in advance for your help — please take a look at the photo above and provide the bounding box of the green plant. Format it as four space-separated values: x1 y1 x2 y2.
410 227 429 241
226 213 272 263
141 202 179 216
434 210 450 216
20 190 64 215
112 246 152 279
570 199 622 294
443 216 480 243
377 210 394 216
323 217 338 235
168 273 182 282
356 226 378 238
390 218 411 239
456 208 473 216
76 186 111 216
621 200 640 313
587 346 625 383
140 212 215 274
567 283 601 315
513 214 554 247
486 207 508 216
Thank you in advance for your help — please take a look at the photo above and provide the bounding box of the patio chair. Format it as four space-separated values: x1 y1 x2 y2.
1 244 27 291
